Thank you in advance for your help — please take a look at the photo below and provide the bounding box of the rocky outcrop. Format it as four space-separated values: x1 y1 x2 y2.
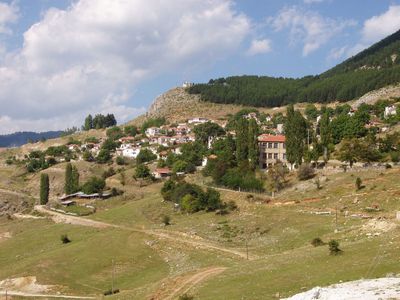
353 84 400 108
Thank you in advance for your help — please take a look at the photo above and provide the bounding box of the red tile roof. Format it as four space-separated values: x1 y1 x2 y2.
155 168 171 174
258 134 285 143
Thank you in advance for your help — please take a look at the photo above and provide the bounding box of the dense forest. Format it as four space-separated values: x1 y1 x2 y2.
188 29 400 107
0 131 63 147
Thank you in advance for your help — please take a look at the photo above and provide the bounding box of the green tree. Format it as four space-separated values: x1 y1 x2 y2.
83 114 93 130
285 105 307 166
124 125 138 136
247 119 259 170
337 138 360 167
64 163 73 195
319 111 332 164
305 104 318 120
172 160 188 173
235 118 249 166
136 149 157 164
135 164 151 178
96 149 112 163
81 177 105 194
40 173 49 205
193 122 225 145
106 126 124 141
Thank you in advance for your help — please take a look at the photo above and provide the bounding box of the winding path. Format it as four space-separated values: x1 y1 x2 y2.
34 205 255 260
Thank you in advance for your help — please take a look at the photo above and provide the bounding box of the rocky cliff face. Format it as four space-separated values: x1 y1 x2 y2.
353 84 400 108
146 87 202 119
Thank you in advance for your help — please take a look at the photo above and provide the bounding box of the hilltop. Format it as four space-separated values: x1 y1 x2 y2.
188 29 400 107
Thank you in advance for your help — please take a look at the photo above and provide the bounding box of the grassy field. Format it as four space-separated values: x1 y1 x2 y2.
0 160 400 299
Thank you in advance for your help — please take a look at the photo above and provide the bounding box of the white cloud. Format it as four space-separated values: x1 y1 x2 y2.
362 5 400 43
0 0 250 133
246 38 272 56
0 1 18 34
269 6 356 56
328 5 400 61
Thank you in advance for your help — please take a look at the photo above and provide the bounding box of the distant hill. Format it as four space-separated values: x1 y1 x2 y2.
188 29 400 107
0 131 64 147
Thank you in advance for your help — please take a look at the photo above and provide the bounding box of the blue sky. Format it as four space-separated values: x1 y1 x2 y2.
0 0 399 133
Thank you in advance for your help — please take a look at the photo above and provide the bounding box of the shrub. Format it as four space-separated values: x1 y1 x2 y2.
135 164 151 179
355 177 362 190
297 164 315 181
136 149 157 164
103 289 120 296
162 215 171 225
390 151 400 163
82 150 94 162
116 156 126 165
328 239 342 255
61 234 71 244
227 200 238 211
81 177 106 194
96 149 111 163
311 237 324 247
181 194 201 213
102 167 116 179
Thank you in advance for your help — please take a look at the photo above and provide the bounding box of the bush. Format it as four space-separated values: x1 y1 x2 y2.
390 151 400 163
61 234 71 244
162 215 171 225
96 149 111 163
81 177 106 194
355 177 362 190
328 239 342 255
116 156 126 165
226 200 238 211
297 164 315 181
102 167 116 179
103 289 120 296
135 164 151 179
311 237 324 247
136 149 157 164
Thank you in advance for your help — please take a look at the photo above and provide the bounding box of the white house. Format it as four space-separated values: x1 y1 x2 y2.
121 148 140 159
188 117 209 124
145 127 161 137
384 105 397 118
276 123 284 134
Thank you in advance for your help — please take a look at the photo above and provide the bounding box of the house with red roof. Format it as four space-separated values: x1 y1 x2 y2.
258 134 287 169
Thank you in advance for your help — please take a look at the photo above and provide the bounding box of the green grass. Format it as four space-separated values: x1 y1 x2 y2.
1 166 400 299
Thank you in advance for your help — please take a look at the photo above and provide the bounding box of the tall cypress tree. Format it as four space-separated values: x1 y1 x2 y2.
248 119 259 170
319 111 332 163
40 173 49 205
285 105 307 166
71 166 80 193
235 118 249 167
65 163 73 195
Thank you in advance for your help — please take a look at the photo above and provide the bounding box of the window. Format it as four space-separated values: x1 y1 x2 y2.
274 143 278 148
283 153 286 160
263 153 267 159
268 142 272 148
268 153 273 159
283 143 286 148
274 153 278 159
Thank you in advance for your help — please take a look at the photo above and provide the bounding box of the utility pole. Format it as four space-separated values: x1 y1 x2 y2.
111 259 115 294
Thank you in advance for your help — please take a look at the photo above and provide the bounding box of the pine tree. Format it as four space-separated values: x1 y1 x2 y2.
247 119 259 170
84 114 93 131
40 173 49 205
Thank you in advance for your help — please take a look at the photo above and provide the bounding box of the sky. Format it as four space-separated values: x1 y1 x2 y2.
0 0 400 134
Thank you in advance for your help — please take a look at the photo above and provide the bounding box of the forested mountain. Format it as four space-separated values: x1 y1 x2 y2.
188 29 400 107
0 131 63 147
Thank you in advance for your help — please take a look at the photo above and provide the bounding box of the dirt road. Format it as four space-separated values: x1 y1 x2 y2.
0 291 95 299
150 267 226 300
34 206 254 260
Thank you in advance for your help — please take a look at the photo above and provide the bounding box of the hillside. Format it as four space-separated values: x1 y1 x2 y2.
0 131 64 148
188 29 400 107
